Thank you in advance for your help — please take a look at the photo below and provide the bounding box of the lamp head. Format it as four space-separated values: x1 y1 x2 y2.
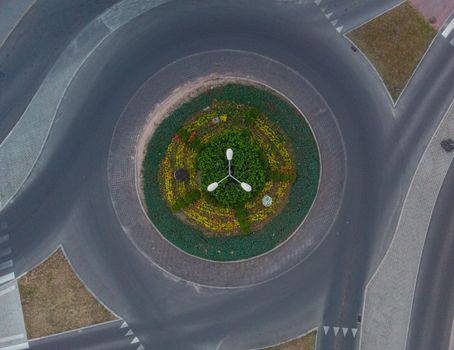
240 182 252 192
207 182 219 192
226 148 233 161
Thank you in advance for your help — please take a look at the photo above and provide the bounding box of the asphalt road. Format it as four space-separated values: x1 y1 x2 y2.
0 0 120 143
406 159 454 350
0 0 453 349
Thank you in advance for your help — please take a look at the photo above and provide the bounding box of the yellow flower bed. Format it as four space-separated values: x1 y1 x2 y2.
158 101 296 236
160 156 175 204
185 208 238 232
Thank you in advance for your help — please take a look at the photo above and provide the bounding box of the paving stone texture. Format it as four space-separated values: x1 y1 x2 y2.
360 102 454 350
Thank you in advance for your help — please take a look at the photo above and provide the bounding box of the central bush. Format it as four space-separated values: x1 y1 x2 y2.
197 129 266 206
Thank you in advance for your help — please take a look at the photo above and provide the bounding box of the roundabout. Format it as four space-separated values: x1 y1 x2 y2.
0 1 422 349
141 83 320 260
108 57 347 287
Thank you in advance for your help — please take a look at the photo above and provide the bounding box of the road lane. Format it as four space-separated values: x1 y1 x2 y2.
407 160 454 350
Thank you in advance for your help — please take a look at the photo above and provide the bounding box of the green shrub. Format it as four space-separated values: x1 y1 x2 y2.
171 190 201 211
244 107 261 126
235 204 251 235
270 170 296 182
197 129 266 206
176 128 191 142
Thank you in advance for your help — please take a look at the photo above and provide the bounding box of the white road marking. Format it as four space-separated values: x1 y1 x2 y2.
0 234 9 244
1 344 28 350
0 284 16 297
442 17 454 38
352 328 358 337
136 345 144 350
321 6 327 12
325 12 333 19
331 19 338 26
0 334 26 344
333 327 340 336
0 272 15 284
315 0 322 5
450 37 454 47
120 321 128 329
342 327 349 336
125 329 134 336
0 259 13 271
323 326 330 335
0 247 12 258
336 26 344 33
131 337 140 344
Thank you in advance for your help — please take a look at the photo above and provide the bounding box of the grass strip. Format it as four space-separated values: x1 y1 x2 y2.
18 249 116 339
260 331 316 350
348 1 436 101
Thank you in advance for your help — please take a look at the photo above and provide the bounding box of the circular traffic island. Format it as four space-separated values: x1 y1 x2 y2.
141 83 320 261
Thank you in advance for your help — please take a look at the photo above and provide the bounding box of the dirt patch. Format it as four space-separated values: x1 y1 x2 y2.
18 249 116 339
260 331 316 350
348 1 437 101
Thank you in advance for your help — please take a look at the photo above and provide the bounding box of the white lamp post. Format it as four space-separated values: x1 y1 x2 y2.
207 148 252 193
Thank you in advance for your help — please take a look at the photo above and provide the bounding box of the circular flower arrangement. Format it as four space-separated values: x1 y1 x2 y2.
142 83 319 261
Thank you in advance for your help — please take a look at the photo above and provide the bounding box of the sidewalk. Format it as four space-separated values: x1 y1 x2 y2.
360 101 454 350
0 280 28 350
410 0 454 29
0 0 35 49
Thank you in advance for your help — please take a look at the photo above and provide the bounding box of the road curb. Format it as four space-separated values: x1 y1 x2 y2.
360 99 454 350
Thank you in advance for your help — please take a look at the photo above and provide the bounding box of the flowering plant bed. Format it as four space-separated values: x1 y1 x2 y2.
142 83 319 261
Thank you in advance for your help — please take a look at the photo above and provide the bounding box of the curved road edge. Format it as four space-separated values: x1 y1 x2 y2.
0 0 169 212
359 99 454 350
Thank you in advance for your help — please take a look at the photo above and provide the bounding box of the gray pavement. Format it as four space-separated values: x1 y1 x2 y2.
0 0 453 349
0 0 169 211
0 0 35 48
360 101 454 350
0 280 28 350
29 320 142 350
407 159 454 350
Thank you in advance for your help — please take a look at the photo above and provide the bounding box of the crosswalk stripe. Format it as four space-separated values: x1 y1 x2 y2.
333 327 340 336
131 337 140 344
0 248 12 258
336 25 344 33
325 12 333 19
342 328 349 336
0 284 16 297
442 17 454 38
0 342 29 350
323 326 330 335
125 329 134 336
0 272 15 285
352 328 358 337
0 259 13 271
120 321 128 329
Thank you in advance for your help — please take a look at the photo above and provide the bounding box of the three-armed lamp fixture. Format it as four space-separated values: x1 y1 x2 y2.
207 148 252 193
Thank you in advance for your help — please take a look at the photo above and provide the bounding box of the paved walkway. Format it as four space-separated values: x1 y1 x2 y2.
0 0 35 49
360 101 454 350
0 280 28 350
410 0 454 29
0 0 169 212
